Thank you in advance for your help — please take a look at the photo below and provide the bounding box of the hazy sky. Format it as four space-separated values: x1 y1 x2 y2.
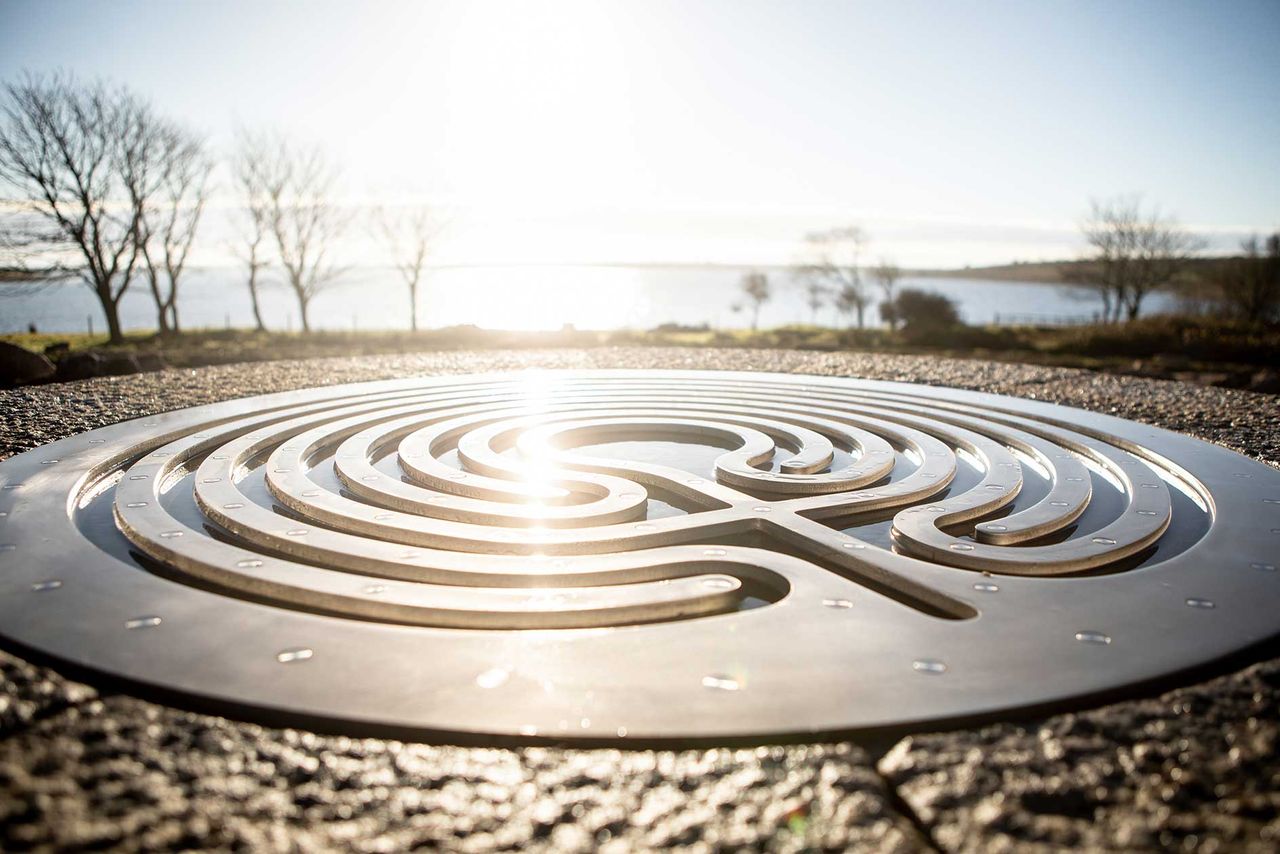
2 0 1278 266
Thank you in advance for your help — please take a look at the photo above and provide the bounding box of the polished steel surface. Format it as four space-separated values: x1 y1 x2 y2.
0 369 1277 741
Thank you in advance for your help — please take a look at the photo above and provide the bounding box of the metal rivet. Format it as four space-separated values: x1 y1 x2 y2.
701 674 740 691
702 548 727 556
822 598 853 609
31 579 62 591
126 616 162 629
912 659 947 674
1092 537 1117 545
276 648 313 663
1185 598 1216 609
475 668 509 688
236 559 263 568
973 582 999 592
1074 631 1111 645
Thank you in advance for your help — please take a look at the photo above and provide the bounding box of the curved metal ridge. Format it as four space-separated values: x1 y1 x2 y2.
0 369 1276 741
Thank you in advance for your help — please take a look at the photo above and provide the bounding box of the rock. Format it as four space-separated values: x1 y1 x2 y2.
43 341 70 357
1248 368 1280 395
135 352 168 373
99 352 141 376
55 351 104 381
0 341 55 385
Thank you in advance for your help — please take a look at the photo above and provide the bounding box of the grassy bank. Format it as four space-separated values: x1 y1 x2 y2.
2 317 1277 391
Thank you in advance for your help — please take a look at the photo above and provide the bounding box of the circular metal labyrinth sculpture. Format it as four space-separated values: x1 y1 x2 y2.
0 370 1277 742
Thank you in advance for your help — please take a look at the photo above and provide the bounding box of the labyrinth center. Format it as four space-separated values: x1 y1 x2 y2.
0 369 1277 740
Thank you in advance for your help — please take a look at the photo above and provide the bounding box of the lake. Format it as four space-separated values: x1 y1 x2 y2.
0 265 1179 334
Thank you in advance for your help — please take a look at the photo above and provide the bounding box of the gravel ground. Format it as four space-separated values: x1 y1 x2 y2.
1 347 1277 852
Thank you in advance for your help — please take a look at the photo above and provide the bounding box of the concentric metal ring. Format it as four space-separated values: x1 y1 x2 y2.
0 369 1277 741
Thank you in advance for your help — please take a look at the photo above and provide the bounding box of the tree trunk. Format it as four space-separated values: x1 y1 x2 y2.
146 273 172 335
298 294 311 333
409 282 419 332
104 293 124 344
751 303 759 332
247 273 267 332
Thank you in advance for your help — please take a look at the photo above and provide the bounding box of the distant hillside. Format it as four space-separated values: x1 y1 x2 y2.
912 261 1079 284
916 257 1242 285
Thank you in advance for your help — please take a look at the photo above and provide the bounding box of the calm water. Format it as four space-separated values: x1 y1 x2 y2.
0 265 1178 334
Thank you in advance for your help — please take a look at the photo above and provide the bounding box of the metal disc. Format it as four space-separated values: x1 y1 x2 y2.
0 369 1277 741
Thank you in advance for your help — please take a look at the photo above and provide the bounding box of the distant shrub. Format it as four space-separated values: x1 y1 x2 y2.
887 289 961 342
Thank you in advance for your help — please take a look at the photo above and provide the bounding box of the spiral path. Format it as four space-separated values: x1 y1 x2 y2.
0 370 1277 740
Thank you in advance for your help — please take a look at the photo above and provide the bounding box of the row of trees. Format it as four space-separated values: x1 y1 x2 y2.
0 72 440 343
0 74 211 341
738 200 1277 332
735 228 905 331
1074 196 1278 325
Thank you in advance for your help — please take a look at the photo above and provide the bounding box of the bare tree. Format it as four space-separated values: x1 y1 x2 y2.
0 72 147 343
373 204 442 332
123 108 211 334
1212 233 1280 324
253 133 347 333
231 132 273 331
871 260 902 329
834 283 868 329
1078 196 1201 322
737 270 770 331
795 227 868 327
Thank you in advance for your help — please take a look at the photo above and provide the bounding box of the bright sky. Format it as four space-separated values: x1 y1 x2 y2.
2 0 1278 267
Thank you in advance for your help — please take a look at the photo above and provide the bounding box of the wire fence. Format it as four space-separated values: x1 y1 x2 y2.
991 312 1100 327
